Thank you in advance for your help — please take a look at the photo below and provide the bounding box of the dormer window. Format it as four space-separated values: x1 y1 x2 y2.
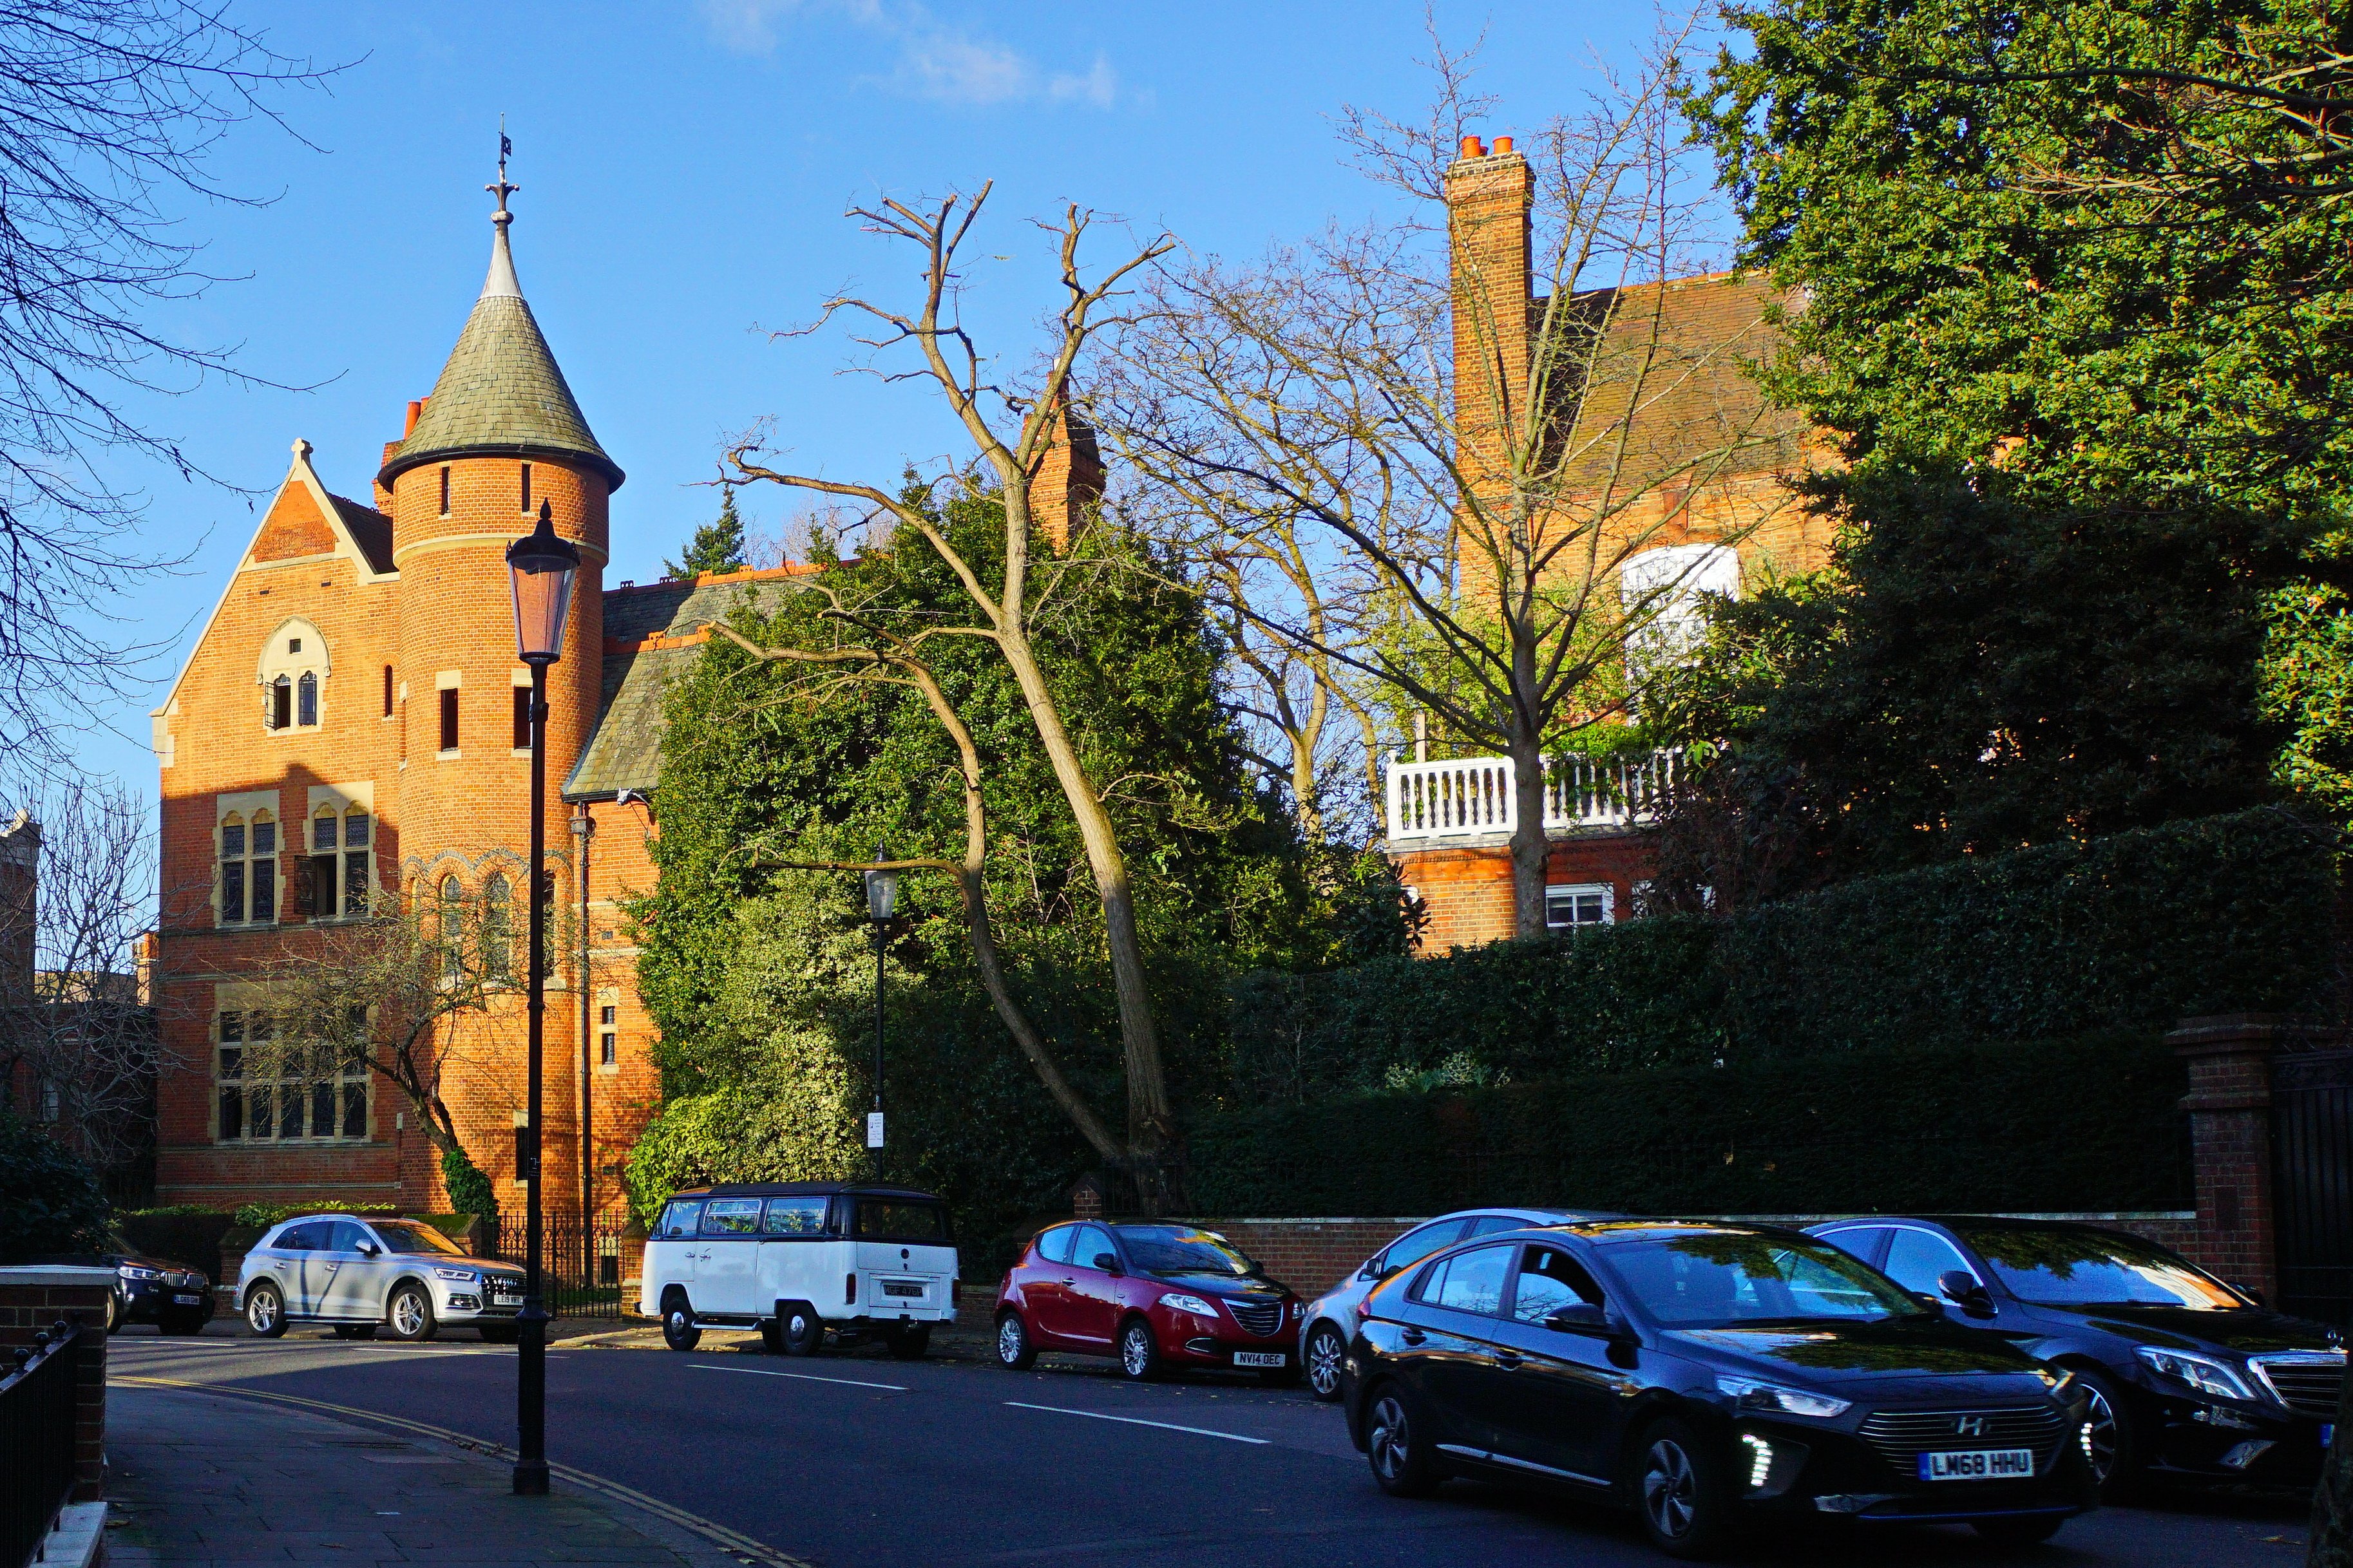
258 618 329 732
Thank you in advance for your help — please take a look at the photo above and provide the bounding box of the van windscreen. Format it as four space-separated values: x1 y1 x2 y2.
853 1200 948 1242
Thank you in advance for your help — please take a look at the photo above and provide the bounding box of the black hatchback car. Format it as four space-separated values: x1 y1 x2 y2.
1807 1216 2345 1492
1343 1220 2096 1558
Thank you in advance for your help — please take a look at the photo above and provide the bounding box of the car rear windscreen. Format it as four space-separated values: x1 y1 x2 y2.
853 1200 949 1242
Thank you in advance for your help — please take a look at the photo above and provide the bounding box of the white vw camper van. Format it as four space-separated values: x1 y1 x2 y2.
640 1182 958 1357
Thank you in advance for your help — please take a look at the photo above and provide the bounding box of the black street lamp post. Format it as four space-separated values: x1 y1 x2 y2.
864 859 896 1151
504 499 578 1498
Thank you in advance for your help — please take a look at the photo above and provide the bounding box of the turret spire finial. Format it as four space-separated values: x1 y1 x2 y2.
486 115 518 228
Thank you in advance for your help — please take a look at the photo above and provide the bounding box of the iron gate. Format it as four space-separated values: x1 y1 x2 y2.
488 1214 632 1320
2273 1047 2353 1326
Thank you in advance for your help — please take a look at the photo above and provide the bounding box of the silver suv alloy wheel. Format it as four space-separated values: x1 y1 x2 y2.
246 1289 278 1334
391 1289 429 1338
1642 1437 1699 1540
1306 1325 1346 1398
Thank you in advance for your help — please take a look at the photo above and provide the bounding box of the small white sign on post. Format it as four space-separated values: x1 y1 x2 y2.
866 1112 885 1149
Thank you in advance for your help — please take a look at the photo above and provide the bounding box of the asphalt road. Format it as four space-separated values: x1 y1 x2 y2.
109 1328 2309 1567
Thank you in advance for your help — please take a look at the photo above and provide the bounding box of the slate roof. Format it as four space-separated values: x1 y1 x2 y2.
562 569 819 802
379 223 624 491
329 495 394 574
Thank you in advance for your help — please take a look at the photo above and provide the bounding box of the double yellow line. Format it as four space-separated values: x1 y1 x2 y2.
111 1374 806 1568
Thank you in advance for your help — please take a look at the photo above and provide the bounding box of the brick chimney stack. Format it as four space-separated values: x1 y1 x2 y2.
1445 134 1534 501
1025 398 1106 553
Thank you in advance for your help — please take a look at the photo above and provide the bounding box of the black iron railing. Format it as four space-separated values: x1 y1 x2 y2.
0 1318 81 1568
489 1214 633 1319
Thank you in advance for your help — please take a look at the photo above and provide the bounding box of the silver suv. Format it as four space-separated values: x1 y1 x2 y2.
238 1214 524 1342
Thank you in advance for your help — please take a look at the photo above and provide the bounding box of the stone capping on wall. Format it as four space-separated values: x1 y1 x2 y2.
0 1265 113 1504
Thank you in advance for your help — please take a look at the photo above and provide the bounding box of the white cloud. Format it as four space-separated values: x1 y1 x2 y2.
698 0 1119 109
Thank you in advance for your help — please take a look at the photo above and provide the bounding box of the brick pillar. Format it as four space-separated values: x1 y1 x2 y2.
618 1216 647 1316
1071 1173 1106 1220
0 1267 113 1502
2168 1014 2314 1302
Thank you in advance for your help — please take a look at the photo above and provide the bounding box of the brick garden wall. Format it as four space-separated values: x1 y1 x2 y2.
0 1268 113 1502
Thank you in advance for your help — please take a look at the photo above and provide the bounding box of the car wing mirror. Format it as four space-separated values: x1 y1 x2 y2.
1094 1253 1123 1274
1938 1270 1994 1314
1543 1302 1609 1335
356 1242 380 1257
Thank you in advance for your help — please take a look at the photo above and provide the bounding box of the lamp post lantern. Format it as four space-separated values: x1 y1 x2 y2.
863 859 896 1150
504 498 578 1498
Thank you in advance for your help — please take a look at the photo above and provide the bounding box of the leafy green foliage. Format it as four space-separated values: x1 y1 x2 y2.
438 1147 496 1219
231 1200 397 1228
1221 807 2337 1097
627 488 1384 1226
1679 0 2353 851
663 489 748 580
1189 1032 2189 1218
0 1113 110 1261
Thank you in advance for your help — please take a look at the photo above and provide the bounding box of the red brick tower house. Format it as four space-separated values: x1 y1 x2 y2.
1386 136 1832 950
146 167 714 1220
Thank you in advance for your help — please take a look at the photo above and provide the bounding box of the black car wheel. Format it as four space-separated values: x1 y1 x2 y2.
1305 1323 1348 1402
886 1325 931 1361
2072 1366 2141 1494
244 1283 286 1339
1118 1317 1161 1381
661 1293 701 1352
1364 1382 1441 1497
995 1310 1037 1370
1634 1419 1732 1559
780 1303 824 1356
386 1284 438 1343
1974 1516 2066 1547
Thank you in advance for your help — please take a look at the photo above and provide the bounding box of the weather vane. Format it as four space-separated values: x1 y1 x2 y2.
487 115 518 225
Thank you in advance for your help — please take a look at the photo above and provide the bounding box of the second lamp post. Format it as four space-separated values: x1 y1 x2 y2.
864 858 895 1150
504 499 578 1498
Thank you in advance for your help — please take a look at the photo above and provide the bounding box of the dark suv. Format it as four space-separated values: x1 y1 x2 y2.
1807 1216 2345 1492
1344 1220 2096 1557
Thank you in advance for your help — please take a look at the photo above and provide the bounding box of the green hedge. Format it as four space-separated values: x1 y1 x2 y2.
1221 807 2339 1094
1188 1032 2189 1218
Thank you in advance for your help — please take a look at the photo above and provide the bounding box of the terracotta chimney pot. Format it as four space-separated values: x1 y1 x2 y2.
405 399 423 435
1460 135 1485 159
1493 135 1514 155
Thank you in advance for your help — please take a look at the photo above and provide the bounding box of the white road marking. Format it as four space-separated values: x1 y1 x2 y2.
1003 1401 1269 1444
688 1363 909 1392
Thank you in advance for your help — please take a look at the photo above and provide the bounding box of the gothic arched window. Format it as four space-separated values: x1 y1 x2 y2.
297 670 318 726
482 873 513 983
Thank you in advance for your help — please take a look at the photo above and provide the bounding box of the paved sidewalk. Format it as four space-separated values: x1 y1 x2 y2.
105 1383 765 1567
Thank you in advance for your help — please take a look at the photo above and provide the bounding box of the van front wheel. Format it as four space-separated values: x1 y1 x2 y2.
661 1294 700 1352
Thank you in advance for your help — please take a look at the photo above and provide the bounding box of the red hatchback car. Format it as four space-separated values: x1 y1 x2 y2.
995 1221 1304 1381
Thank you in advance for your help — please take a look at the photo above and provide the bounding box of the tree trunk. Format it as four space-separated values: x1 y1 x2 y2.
996 624 1179 1212
1507 732 1550 938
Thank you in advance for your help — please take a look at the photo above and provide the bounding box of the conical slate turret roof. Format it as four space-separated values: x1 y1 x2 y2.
378 211 624 491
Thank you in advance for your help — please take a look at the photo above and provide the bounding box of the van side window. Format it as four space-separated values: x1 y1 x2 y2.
702 1198 762 1235
1036 1225 1075 1265
655 1201 703 1240
763 1196 828 1234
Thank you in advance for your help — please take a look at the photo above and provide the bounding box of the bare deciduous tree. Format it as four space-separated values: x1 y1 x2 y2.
721 187 1188 1206
0 777 159 1179
0 1 334 770
1096 21 1800 935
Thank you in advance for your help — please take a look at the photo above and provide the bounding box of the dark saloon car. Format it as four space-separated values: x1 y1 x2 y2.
1343 1220 2096 1558
995 1221 1303 1381
1807 1216 2345 1492
31 1244 215 1336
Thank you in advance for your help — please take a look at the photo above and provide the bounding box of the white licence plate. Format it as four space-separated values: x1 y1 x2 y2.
882 1280 924 1298
1920 1448 2035 1481
172 1294 202 1305
1232 1351 1286 1368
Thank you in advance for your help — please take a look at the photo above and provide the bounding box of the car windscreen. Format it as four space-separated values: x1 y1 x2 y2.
1115 1226 1256 1278
369 1221 466 1257
1603 1234 1927 1327
852 1200 949 1242
1954 1226 2243 1310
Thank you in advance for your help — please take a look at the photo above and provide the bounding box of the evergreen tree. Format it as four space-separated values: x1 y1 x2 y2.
664 490 748 579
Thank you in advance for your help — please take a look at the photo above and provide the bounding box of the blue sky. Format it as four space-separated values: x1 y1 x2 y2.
69 0 1692 799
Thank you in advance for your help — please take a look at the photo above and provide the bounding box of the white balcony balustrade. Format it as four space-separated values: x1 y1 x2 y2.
1385 748 1678 844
